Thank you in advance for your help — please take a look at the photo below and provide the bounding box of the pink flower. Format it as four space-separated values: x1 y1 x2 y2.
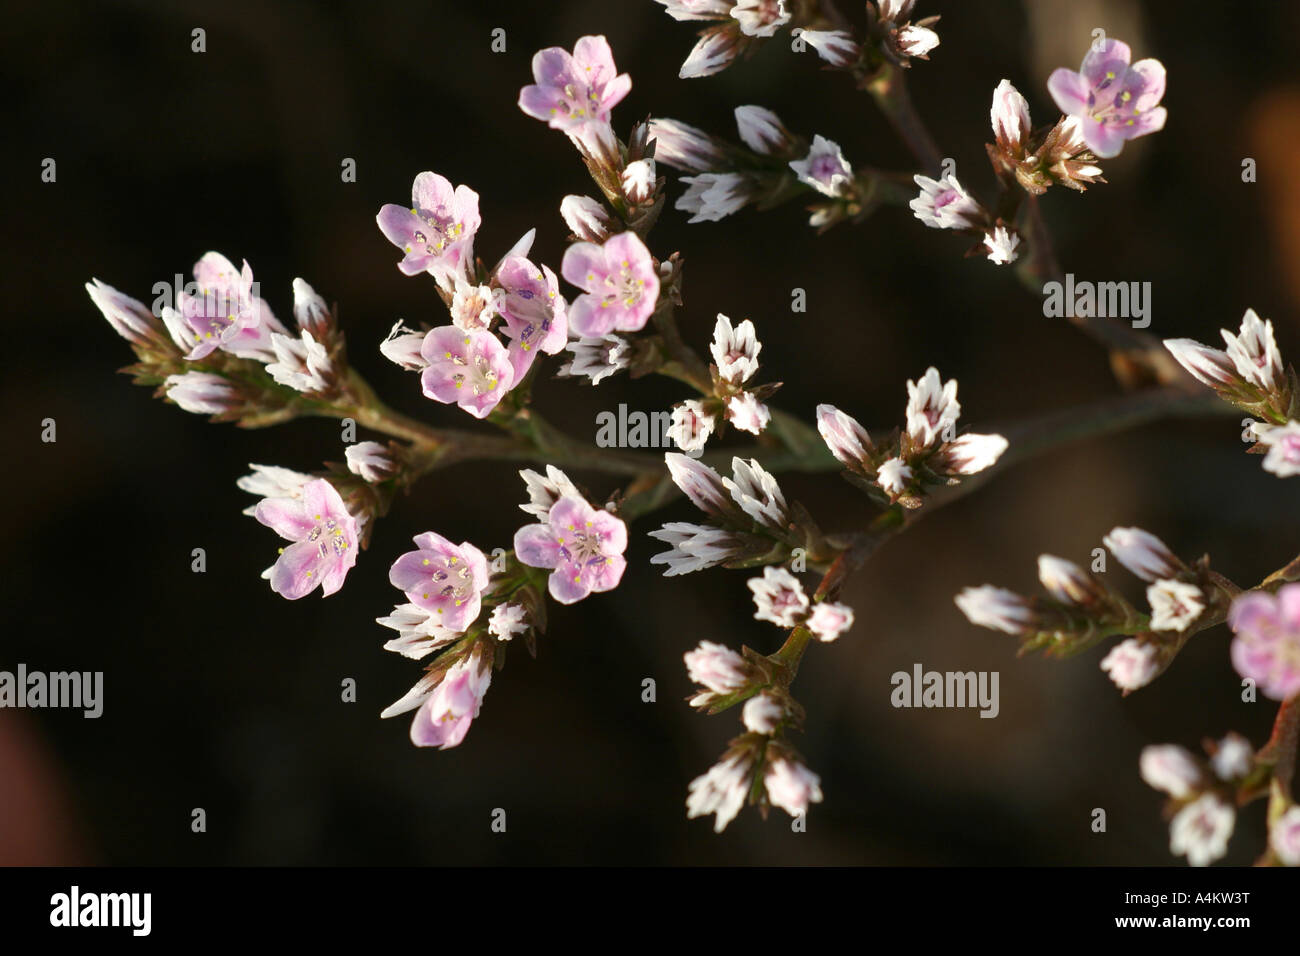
789 134 853 198
816 404 874 472
518 36 631 132
711 313 761 384
906 366 961 449
668 399 716 454
1271 806 1300 865
1100 638 1160 692
408 650 492 750
732 0 789 37
1140 744 1202 798
1228 584 1300 700
561 232 660 336
179 252 286 361
376 172 481 287
1259 422 1300 478
990 79 1031 154
955 586 1036 634
1047 38 1166 159
164 372 241 416
807 602 854 641
514 496 628 604
419 326 515 419
254 479 358 600
685 640 750 697
748 566 809 626
910 175 982 230
764 757 822 818
388 532 491 632
1103 527 1184 582
495 256 568 380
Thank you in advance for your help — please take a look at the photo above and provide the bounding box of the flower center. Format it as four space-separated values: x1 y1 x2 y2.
307 517 349 559
601 262 645 310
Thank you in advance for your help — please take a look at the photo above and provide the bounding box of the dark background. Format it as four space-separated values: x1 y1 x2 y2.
3 0 1299 865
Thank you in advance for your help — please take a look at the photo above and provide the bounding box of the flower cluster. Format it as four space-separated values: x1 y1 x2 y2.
818 367 1008 508
956 526 1239 693
649 107 866 229
682 640 822 831
378 466 627 748
1139 739 1249 867
1164 309 1300 477
648 453 808 576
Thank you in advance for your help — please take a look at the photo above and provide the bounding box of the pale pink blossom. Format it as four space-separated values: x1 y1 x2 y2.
1047 38 1166 158
748 566 809 627
910 174 982 230
488 603 530 642
710 313 761 383
1103 527 1183 582
807 602 854 641
562 232 660 336
388 532 491 632
376 172 480 288
255 479 359 600
765 757 822 818
789 135 853 198
406 649 493 750
1147 579 1205 633
955 586 1036 634
1228 584 1300 700
345 441 395 483
686 755 751 832
1100 638 1160 692
514 495 628 604
742 693 784 734
419 326 515 419
905 367 960 448
1270 806 1300 865
1140 744 1202 798
518 36 631 132
1259 421 1300 477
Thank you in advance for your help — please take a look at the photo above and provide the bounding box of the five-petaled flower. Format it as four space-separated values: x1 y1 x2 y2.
420 326 515 419
561 232 661 336
389 532 491 633
377 172 481 288
1047 38 1167 159
1228 584 1300 700
255 479 359 600
518 35 631 132
514 495 629 604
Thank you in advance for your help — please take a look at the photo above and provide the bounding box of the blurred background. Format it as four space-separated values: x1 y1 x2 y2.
3 0 1299 865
